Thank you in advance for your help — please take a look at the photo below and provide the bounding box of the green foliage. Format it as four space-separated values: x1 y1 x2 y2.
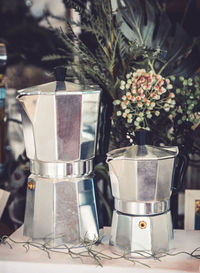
44 0 154 99
116 0 199 77
44 0 200 153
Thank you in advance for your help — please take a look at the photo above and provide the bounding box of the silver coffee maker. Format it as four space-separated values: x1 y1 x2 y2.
17 80 101 246
107 144 179 254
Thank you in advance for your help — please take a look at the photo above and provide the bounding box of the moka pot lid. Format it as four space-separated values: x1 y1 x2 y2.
107 145 179 161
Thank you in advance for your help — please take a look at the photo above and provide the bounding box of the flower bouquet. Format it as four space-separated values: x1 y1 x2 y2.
112 68 200 148
113 69 175 137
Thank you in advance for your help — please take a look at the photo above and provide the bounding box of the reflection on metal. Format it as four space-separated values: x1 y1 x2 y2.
23 175 99 245
114 199 170 215
110 210 174 254
17 82 101 162
30 159 93 178
107 144 178 254
18 81 101 246
107 145 178 202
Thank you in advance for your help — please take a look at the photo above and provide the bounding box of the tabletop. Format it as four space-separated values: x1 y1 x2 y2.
0 226 200 273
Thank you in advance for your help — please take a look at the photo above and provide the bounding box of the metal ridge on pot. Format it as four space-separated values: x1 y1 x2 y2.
107 145 179 161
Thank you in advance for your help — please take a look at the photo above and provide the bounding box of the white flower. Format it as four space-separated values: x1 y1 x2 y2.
166 78 170 84
121 102 127 109
127 113 133 119
167 84 173 89
164 103 170 112
133 72 137 77
122 112 127 118
131 87 137 94
116 111 122 116
139 112 144 117
120 80 126 90
134 121 140 126
147 114 152 119
125 108 130 114
167 98 172 103
126 73 131 79
155 95 160 100
126 83 130 89
155 110 160 116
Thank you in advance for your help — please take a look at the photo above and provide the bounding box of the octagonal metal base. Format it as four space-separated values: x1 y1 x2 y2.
110 210 173 255
23 174 99 246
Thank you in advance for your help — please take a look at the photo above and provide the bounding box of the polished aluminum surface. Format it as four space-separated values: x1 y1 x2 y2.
107 145 178 202
23 175 99 246
107 145 179 160
18 81 101 245
17 81 101 162
110 210 173 254
30 159 93 178
114 199 170 215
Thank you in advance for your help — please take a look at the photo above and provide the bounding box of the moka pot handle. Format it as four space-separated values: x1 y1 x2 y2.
171 148 189 195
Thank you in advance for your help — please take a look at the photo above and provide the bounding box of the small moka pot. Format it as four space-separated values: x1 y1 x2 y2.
107 144 179 254
17 80 101 246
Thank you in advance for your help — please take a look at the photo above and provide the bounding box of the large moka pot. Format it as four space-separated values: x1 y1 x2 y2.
17 81 101 246
107 144 179 254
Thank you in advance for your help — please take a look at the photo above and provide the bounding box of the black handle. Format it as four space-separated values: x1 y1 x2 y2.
55 66 66 81
171 147 189 195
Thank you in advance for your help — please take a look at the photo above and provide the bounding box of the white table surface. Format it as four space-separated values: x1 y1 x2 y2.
0 227 200 273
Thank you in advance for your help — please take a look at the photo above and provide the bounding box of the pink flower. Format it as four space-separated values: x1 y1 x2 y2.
126 92 132 99
140 93 145 99
138 88 143 94
140 76 145 83
158 88 164 94
169 92 175 98
136 96 141 101
161 87 167 93
122 95 126 101
150 93 156 98
145 100 150 106
158 80 164 86
155 75 162 81
131 96 136 102
143 97 147 102
137 102 143 108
